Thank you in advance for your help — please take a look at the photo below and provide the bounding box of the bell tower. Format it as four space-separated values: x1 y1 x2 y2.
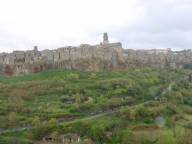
103 32 109 44
34 46 38 52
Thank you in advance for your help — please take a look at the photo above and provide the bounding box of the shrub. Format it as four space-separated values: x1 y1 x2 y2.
66 73 79 79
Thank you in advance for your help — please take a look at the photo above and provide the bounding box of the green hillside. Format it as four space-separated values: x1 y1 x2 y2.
0 68 192 144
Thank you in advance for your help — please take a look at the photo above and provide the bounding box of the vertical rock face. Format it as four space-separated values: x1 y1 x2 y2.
0 33 124 75
0 33 192 76
123 48 192 69
50 42 124 71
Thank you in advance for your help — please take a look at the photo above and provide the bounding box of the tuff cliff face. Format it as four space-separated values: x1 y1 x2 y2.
0 33 192 76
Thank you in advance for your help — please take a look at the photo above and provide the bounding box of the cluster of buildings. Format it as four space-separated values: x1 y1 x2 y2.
0 33 192 75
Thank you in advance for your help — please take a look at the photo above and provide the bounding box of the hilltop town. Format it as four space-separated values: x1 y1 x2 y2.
0 33 192 75
0 34 192 144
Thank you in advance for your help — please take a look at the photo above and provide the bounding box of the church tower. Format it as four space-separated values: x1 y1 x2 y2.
103 32 109 44
34 46 38 52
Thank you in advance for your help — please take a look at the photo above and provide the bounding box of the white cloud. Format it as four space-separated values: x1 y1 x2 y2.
0 0 143 52
0 0 192 52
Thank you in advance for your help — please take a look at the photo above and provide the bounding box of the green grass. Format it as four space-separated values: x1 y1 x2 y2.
0 68 192 143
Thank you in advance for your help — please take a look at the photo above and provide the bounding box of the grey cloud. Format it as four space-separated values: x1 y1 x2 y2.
110 0 192 50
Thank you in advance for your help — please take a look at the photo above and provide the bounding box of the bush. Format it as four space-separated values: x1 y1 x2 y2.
0 137 33 144
66 73 79 79
120 109 136 120
88 124 108 143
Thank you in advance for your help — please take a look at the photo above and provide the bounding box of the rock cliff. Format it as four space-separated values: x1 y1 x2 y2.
0 33 192 76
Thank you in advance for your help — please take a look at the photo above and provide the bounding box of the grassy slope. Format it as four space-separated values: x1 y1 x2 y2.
0 68 192 143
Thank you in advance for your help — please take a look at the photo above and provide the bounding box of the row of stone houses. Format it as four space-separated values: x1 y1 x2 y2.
0 33 192 75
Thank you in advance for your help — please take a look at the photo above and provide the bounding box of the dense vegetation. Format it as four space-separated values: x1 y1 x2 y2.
0 68 192 144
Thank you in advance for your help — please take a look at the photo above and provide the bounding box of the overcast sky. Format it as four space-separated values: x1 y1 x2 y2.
0 0 192 52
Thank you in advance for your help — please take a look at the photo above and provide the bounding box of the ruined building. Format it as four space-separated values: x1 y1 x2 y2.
0 33 192 75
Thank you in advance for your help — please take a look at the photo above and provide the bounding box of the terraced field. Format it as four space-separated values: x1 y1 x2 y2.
0 68 192 143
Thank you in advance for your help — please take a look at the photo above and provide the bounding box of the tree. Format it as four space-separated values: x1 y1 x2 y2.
66 73 79 79
50 131 59 142
166 117 177 138
32 116 41 128
89 124 107 143
158 131 175 144
189 74 192 82
8 95 24 112
119 129 134 144
89 73 97 79
31 116 50 140
108 98 122 110
175 91 184 104
75 93 82 107
48 118 57 128
7 112 17 127
121 109 136 120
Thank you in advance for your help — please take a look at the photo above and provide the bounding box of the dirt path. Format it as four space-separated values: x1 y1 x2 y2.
0 101 152 135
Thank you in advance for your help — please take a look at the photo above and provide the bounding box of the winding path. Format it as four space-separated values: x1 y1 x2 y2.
0 101 152 135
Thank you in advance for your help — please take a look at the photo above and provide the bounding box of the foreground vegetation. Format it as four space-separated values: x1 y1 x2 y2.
0 68 192 143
